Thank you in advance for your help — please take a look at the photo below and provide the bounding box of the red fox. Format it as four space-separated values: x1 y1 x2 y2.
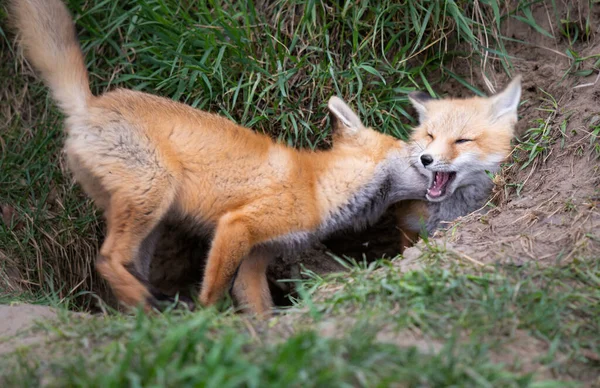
9 0 429 316
395 77 521 249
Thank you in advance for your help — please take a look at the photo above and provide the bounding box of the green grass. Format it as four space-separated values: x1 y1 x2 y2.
589 114 600 157
515 89 563 170
0 58 107 307
2 256 598 386
67 0 506 146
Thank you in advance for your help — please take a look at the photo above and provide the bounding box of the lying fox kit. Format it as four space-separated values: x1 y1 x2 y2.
396 77 521 249
10 0 429 315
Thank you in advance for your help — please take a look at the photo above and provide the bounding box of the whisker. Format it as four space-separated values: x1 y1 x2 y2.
409 139 424 152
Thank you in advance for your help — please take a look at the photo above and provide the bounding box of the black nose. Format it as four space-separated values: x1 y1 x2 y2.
420 154 433 167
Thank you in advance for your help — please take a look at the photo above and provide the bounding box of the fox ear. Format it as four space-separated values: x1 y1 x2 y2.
408 91 435 123
328 96 363 134
490 76 522 121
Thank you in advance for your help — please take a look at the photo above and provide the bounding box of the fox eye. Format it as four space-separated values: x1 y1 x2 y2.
455 139 472 144
427 133 434 140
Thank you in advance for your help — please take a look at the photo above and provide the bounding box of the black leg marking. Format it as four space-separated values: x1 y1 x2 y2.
228 262 242 297
124 261 150 287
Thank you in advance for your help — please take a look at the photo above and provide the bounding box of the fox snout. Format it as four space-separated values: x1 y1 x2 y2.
420 154 434 167
418 152 450 170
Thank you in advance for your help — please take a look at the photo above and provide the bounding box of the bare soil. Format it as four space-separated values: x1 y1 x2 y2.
0 304 58 356
404 1 600 266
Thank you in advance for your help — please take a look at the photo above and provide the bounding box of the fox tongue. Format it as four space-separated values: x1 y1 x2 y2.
428 172 451 198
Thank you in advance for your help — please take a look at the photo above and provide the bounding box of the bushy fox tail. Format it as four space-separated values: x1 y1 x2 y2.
9 0 92 116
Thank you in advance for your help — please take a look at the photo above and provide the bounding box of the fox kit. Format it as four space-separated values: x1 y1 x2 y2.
395 77 521 249
10 0 429 316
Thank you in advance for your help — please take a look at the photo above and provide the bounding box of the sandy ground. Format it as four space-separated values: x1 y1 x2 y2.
404 1 600 266
0 304 58 355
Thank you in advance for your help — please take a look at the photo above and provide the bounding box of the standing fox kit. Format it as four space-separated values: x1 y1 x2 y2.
396 77 521 248
10 0 428 315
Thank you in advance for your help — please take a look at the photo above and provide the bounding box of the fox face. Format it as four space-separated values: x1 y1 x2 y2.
408 77 521 202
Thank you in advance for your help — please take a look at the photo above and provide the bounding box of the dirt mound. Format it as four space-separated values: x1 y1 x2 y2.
0 304 59 355
410 2 600 266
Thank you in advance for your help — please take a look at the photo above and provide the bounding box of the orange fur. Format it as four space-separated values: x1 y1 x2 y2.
232 252 272 316
395 200 427 252
10 0 428 315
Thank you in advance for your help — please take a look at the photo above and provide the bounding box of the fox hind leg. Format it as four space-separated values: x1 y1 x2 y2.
232 251 273 317
96 184 176 311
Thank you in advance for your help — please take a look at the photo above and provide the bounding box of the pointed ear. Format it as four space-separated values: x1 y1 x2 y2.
408 91 435 123
328 96 363 134
490 76 522 121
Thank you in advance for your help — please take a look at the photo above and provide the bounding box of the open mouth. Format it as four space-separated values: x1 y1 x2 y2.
427 171 457 199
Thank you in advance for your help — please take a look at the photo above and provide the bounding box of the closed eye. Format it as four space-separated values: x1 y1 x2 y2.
427 133 434 140
455 139 472 144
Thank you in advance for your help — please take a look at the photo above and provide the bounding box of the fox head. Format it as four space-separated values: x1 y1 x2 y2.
326 96 428 202
408 76 521 202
